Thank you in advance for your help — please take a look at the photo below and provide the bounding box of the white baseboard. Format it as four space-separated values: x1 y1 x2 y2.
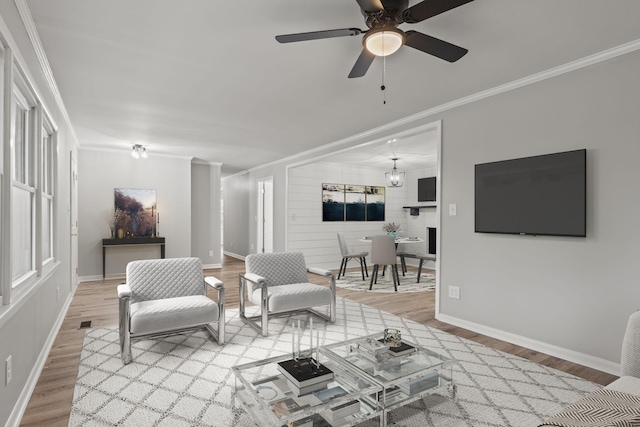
436 313 620 376
79 274 124 282
6 289 76 427
223 251 245 261
202 263 222 269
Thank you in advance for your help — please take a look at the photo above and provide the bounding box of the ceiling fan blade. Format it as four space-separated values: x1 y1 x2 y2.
276 28 362 43
356 0 385 13
403 0 473 23
405 30 468 62
348 49 376 78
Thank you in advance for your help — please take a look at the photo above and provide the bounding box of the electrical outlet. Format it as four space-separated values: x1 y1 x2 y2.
6 355 12 385
250 244 254 250
208 250 213 257
449 203 457 216
448 286 460 299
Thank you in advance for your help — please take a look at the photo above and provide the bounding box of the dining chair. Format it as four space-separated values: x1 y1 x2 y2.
395 247 414 276
337 232 369 280
369 235 401 292
416 254 436 282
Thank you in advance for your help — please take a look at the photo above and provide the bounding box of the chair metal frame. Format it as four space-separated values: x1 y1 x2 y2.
239 266 336 337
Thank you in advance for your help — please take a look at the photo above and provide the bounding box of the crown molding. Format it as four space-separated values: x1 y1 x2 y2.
191 158 223 167
14 0 78 147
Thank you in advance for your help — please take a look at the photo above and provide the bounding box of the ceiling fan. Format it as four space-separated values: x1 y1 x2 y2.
275 0 473 78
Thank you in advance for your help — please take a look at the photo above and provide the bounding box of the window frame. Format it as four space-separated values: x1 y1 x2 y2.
41 116 55 266
11 79 37 287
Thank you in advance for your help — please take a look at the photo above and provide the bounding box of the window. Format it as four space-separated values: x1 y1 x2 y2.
11 89 36 284
2 50 58 302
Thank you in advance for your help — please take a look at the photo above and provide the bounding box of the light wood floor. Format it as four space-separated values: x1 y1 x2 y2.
20 256 617 426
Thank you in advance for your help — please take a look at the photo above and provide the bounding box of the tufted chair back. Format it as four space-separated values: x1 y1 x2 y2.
245 252 309 294
621 310 640 378
126 257 204 304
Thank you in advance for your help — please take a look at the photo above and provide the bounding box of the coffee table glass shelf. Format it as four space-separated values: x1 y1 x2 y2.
232 352 383 427
320 333 456 426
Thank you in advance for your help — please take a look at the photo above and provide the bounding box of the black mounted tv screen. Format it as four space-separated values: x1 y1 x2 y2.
418 177 436 202
475 149 586 237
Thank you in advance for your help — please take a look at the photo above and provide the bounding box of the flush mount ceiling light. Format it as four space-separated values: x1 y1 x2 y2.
131 144 148 159
385 158 405 188
364 27 405 57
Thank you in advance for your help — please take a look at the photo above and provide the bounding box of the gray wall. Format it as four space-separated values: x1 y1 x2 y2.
0 3 77 426
78 149 192 278
223 49 640 372
435 51 640 366
222 172 251 257
191 162 222 267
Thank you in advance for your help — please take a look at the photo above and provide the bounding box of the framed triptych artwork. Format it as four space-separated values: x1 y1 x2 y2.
322 183 385 222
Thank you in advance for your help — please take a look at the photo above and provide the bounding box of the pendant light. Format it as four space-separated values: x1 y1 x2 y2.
385 158 405 187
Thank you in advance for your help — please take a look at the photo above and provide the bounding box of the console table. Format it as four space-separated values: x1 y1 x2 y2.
102 237 165 277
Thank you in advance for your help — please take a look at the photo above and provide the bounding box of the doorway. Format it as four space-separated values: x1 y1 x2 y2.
257 177 273 253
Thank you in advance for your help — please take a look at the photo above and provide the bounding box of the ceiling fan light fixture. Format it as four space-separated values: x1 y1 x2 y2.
385 158 405 187
364 28 404 56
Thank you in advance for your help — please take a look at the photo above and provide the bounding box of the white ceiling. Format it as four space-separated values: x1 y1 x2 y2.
24 0 640 175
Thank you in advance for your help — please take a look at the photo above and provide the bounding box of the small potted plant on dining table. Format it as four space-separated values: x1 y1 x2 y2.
382 222 401 238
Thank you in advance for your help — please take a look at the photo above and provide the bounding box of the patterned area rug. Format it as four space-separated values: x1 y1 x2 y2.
336 271 436 292
69 298 600 427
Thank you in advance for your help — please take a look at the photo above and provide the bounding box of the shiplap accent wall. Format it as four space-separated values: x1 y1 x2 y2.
287 161 436 270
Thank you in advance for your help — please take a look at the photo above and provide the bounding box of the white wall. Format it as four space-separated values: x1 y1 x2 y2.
287 161 436 269
78 149 192 279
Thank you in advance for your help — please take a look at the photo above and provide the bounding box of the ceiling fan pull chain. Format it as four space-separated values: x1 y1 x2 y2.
381 54 387 105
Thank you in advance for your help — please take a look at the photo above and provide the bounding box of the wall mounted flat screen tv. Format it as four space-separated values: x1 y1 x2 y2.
418 177 436 202
475 149 586 237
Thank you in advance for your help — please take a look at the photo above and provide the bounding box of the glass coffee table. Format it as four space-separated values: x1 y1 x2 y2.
320 333 456 427
232 352 383 427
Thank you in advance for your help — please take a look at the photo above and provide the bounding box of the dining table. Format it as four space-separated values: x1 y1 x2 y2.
359 236 425 276
359 236 425 245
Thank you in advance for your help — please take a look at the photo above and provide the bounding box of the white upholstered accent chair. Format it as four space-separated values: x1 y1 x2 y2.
240 251 336 336
117 257 225 364
540 310 640 426
369 235 401 292
337 232 368 280
621 310 640 378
